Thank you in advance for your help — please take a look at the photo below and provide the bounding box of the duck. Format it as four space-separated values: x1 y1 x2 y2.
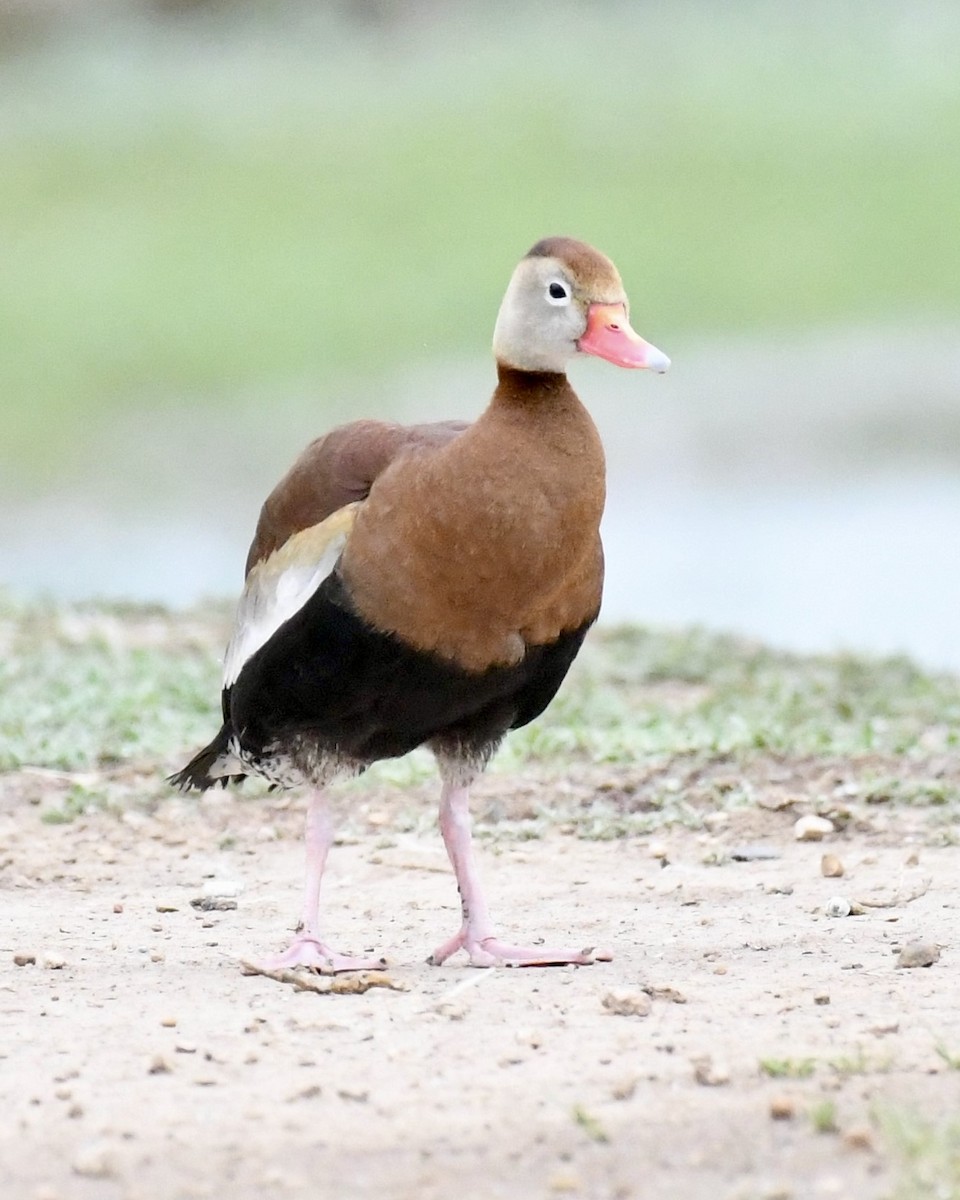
171 236 670 970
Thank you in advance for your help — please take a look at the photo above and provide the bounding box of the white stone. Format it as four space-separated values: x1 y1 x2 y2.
794 815 835 841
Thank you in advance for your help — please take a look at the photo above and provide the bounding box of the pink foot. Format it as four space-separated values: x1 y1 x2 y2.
428 929 613 968
258 934 387 975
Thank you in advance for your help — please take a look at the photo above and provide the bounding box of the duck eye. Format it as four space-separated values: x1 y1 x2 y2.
546 280 571 306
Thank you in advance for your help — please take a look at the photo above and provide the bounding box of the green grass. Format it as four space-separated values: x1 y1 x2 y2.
1 596 957 831
0 598 226 773
934 1043 960 1071
828 1046 891 1079
882 1111 960 1199
760 1058 816 1080
572 1104 610 1145
1 2 959 476
809 1099 839 1135
759 1048 893 1083
503 626 960 768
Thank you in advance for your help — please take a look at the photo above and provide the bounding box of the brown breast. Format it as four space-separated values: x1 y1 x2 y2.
340 366 606 672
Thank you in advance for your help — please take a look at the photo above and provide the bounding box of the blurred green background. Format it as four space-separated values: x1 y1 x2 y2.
1 0 959 665
3 0 959 475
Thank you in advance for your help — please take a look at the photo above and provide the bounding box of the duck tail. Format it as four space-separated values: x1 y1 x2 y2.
168 725 246 792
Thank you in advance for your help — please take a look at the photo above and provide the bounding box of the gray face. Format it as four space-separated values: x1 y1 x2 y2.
492 256 625 373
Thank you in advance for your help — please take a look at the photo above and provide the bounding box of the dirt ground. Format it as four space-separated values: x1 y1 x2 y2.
2 772 958 1200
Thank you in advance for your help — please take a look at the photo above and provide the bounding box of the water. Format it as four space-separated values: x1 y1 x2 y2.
4 326 959 672
602 471 960 670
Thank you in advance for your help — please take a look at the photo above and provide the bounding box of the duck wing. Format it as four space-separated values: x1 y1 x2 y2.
244 418 469 575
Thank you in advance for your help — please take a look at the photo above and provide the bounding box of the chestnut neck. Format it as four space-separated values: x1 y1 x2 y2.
492 361 573 408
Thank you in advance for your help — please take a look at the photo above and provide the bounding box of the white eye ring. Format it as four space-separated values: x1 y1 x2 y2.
545 279 571 306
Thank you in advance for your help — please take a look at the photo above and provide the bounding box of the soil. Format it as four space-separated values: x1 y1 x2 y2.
2 771 958 1200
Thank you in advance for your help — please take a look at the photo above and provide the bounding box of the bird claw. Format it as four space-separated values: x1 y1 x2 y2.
257 934 387 975
428 931 612 968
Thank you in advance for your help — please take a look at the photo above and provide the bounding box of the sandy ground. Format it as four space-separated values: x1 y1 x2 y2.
2 774 958 1200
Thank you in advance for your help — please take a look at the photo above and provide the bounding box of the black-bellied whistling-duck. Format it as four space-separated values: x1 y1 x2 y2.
171 236 669 970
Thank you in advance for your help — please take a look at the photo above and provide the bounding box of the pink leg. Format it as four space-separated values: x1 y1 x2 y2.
257 789 386 974
428 777 611 968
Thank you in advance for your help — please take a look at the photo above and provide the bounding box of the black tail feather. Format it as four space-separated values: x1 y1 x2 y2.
167 725 246 792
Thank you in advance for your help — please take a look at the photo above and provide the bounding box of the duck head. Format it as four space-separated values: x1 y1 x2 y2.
492 236 670 376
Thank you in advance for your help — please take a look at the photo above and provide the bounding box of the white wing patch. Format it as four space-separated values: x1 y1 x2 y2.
222 503 359 689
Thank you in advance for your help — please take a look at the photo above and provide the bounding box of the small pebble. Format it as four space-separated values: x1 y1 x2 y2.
825 897 851 918
757 792 798 811
41 953 66 970
160 1016 177 1028
795 815 834 841
868 1021 899 1036
601 990 652 1018
515 1028 544 1049
897 941 940 969
72 1141 117 1179
905 851 920 867
644 984 687 1004
191 897 237 912
112 903 123 914
434 1001 467 1021
175 1041 198 1054
13 952 36 967
821 854 844 878
814 992 831 1006
549 1171 581 1193
843 1125 875 1151
770 1095 796 1120
702 812 729 831
148 1054 173 1075
692 1055 730 1086
611 1078 638 1101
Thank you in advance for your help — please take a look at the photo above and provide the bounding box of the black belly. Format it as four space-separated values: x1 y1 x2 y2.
227 571 595 766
